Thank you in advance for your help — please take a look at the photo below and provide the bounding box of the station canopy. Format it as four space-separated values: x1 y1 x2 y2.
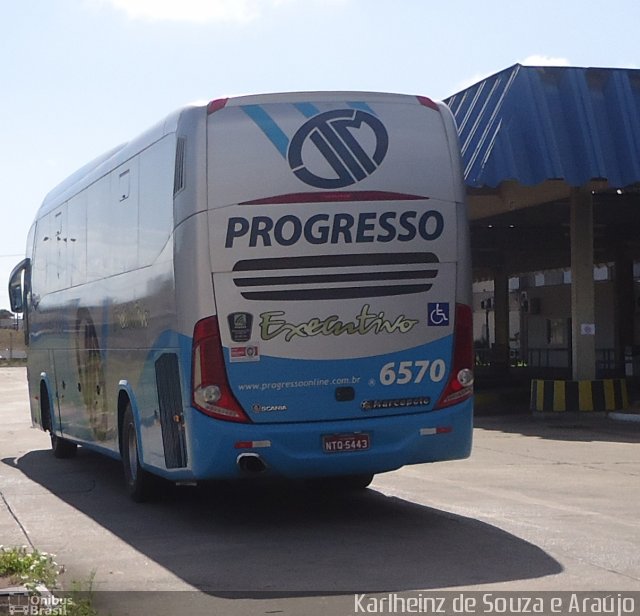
445 63 640 190
445 64 640 277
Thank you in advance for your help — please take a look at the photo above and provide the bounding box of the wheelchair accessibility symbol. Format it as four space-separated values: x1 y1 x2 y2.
428 303 450 326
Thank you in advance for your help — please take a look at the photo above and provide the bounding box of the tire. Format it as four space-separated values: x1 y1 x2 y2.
307 473 374 492
51 432 78 459
121 404 156 502
41 382 77 459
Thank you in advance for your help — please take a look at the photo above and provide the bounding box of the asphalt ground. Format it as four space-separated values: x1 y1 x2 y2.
1 367 639 616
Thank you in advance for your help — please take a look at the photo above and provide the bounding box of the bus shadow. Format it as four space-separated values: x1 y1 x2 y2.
4 449 562 597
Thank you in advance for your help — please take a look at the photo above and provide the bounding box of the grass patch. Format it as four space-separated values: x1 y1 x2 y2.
0 546 59 591
0 358 27 367
0 546 97 615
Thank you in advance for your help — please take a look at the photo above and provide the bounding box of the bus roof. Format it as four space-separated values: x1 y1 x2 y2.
37 107 186 218
35 91 445 219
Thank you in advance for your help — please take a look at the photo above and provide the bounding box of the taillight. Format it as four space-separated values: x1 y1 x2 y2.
417 95 439 111
435 304 474 409
207 98 229 114
192 316 250 423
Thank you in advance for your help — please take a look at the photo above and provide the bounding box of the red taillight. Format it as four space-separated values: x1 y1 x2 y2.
207 98 229 114
192 316 250 423
435 304 474 409
417 95 439 111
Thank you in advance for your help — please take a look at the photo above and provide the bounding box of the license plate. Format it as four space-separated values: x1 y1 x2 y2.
322 433 370 453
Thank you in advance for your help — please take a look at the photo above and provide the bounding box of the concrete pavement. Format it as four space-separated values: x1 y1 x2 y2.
1 367 639 615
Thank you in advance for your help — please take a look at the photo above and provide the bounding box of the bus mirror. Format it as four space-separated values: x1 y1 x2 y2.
8 258 30 314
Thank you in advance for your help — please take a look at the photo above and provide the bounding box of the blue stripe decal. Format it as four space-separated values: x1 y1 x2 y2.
294 102 320 118
348 101 375 114
242 105 289 158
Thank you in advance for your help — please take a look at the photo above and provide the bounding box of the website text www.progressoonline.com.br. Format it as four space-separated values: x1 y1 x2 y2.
238 375 362 393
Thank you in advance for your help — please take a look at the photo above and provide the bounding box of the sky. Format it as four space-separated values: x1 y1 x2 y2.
1 0 639 310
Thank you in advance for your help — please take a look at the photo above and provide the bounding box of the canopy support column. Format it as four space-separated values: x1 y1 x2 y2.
492 266 510 373
570 188 596 381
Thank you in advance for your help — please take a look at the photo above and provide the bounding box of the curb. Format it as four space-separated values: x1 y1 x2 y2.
608 411 640 423
530 378 628 413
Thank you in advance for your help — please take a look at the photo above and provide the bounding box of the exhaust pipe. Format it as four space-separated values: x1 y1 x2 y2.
237 453 267 474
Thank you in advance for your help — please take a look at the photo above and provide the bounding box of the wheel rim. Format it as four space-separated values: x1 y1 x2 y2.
127 425 138 482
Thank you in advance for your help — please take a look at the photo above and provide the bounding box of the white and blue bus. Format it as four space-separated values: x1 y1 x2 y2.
9 92 473 500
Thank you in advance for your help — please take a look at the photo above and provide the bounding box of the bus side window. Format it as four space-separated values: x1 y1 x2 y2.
119 169 131 201
30 204 70 293
110 161 138 273
32 215 49 297
138 136 174 267
87 177 110 281
68 192 87 287
53 206 70 290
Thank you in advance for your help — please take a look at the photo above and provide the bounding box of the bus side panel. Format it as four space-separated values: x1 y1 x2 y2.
25 134 184 470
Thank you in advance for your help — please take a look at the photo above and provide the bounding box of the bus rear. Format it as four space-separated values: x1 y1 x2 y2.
190 92 472 482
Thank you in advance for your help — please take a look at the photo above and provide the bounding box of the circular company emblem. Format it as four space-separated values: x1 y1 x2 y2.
288 109 389 189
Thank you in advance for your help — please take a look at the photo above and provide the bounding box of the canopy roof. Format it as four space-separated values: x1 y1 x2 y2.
445 64 640 189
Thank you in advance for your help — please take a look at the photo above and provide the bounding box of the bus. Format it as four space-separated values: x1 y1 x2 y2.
9 91 473 501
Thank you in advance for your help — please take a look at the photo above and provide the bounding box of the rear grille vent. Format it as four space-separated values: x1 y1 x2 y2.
232 252 439 301
155 353 187 469
173 137 186 196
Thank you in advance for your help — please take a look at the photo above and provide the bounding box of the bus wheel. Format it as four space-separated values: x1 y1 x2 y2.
51 432 78 459
307 473 374 492
121 404 156 502
41 383 77 459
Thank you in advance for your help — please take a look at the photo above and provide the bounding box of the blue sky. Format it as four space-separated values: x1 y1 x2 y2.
1 0 639 310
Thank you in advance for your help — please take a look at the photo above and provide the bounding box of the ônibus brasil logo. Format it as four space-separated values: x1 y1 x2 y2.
288 109 389 189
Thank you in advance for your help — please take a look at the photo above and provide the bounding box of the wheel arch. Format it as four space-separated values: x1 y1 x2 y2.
39 373 55 433
117 381 140 458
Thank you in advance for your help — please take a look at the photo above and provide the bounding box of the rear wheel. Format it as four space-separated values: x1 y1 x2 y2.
307 473 374 492
121 404 156 502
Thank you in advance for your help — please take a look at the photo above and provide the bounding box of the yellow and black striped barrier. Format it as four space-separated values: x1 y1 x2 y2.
530 378 628 413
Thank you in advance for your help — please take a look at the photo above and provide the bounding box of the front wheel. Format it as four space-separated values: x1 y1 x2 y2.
121 405 156 502
41 383 77 459
51 432 78 459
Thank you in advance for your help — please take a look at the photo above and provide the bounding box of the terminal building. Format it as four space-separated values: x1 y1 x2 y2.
445 64 640 411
